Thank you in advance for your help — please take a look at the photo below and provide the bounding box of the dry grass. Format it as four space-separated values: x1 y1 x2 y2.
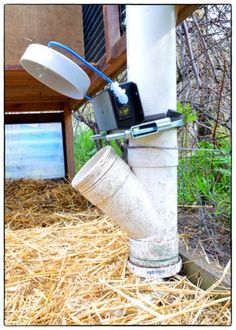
5 179 91 229
5 179 231 325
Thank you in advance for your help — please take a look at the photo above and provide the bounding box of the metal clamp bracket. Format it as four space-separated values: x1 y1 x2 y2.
91 110 183 141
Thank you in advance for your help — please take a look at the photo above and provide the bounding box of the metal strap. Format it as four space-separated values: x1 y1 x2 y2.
91 112 183 141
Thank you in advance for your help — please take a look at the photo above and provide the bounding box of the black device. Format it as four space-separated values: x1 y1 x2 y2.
92 82 144 131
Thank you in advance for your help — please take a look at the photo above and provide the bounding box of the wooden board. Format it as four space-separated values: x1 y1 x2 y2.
5 103 65 113
5 4 84 66
4 66 88 107
103 5 121 63
63 103 75 180
179 241 231 290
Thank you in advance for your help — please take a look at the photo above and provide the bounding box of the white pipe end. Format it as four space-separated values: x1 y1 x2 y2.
128 257 182 279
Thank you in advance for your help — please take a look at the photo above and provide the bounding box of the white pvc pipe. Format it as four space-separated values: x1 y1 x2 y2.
72 146 163 239
72 145 181 278
126 5 181 277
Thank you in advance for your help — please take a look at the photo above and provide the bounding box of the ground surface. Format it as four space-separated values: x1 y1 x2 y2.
178 209 231 267
4 180 231 325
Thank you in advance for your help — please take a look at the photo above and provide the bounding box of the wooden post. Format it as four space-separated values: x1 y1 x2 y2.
63 103 75 180
103 5 121 63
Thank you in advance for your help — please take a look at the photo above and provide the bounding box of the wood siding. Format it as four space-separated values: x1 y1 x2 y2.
5 4 84 66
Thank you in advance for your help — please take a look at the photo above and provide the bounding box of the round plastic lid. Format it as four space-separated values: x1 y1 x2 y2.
20 43 91 99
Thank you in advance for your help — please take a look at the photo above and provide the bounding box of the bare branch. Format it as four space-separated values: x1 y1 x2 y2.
192 13 219 83
183 20 202 88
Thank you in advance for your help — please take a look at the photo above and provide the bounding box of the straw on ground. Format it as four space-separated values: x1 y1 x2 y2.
5 180 231 325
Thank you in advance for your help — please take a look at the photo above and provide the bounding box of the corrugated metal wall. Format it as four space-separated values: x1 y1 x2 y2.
82 5 106 63
82 4 126 63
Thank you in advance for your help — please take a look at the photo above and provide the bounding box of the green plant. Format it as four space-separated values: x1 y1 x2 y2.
74 128 97 171
177 101 197 123
178 137 231 221
177 101 198 149
73 128 123 171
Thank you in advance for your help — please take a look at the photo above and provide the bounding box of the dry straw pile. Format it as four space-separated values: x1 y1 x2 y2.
5 180 231 325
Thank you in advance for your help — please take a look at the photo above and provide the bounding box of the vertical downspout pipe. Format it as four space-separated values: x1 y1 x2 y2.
127 5 182 277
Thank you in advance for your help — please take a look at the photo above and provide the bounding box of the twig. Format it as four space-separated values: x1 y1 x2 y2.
192 13 219 83
178 204 213 209
183 21 202 88
212 59 227 146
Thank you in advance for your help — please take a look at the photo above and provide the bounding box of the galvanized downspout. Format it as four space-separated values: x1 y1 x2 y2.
126 5 182 277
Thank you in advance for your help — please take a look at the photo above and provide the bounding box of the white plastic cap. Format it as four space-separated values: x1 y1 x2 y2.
20 43 91 99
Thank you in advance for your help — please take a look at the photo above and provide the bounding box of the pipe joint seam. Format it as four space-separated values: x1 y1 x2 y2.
129 237 179 261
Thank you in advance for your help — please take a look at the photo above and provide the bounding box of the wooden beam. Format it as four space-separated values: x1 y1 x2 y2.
176 5 200 26
110 32 126 61
63 103 75 180
5 90 70 105
103 5 121 63
5 102 64 113
5 66 46 87
179 241 231 290
5 65 94 107
5 65 92 85
4 112 63 124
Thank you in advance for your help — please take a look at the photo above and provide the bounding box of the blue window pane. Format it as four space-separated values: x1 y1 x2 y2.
5 123 65 179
